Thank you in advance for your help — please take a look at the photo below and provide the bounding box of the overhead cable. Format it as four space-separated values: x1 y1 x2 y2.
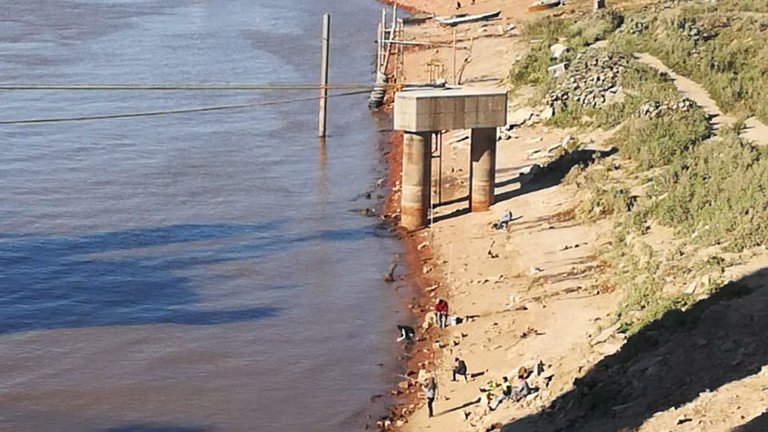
0 89 371 125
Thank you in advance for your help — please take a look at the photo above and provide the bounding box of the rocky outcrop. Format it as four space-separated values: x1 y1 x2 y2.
543 51 630 113
638 97 697 118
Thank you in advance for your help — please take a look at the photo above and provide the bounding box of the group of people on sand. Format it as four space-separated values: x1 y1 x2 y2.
421 360 532 420
397 298 532 420
488 367 531 410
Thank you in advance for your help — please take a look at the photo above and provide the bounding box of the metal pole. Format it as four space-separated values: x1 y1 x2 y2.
392 2 397 35
380 9 386 70
452 29 458 85
318 14 330 138
381 8 387 47
377 22 383 71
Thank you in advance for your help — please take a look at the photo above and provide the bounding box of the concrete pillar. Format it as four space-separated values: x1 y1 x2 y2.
469 127 496 212
401 131 432 230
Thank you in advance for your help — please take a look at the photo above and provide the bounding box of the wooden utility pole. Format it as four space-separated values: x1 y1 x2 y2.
379 9 387 71
318 14 331 138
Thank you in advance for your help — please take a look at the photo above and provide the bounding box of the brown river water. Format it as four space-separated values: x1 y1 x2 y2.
0 1 407 430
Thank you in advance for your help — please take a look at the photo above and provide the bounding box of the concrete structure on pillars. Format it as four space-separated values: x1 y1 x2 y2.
394 88 508 230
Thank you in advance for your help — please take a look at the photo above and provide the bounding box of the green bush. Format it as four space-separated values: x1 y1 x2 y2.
577 184 633 221
510 11 626 88
610 241 678 334
508 44 553 86
522 15 572 43
514 3 768 335
607 108 710 170
568 10 624 48
613 4 768 123
651 132 768 250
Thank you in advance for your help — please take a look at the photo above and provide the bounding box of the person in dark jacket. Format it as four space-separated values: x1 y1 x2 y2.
397 325 415 342
452 357 468 382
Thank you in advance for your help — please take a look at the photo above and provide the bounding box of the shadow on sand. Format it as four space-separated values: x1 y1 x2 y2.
502 267 768 432
433 148 617 225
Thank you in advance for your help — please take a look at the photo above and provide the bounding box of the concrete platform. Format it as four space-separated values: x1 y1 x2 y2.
394 88 507 132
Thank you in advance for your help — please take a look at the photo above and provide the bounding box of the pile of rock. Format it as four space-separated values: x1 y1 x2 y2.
661 0 696 7
620 17 649 35
543 51 630 112
675 17 718 43
638 97 697 119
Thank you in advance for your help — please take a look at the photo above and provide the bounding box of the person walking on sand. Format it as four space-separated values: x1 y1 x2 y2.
424 377 437 418
452 357 468 382
435 298 449 330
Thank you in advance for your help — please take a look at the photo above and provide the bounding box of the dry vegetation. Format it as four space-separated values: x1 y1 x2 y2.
508 0 768 333
614 0 768 122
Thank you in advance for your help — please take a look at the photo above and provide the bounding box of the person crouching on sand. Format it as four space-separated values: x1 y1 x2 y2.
435 298 449 329
397 325 415 343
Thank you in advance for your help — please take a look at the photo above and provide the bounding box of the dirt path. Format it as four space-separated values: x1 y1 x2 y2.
635 52 768 145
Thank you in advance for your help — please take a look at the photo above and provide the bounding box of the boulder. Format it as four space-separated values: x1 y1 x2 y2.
684 280 698 295
547 62 568 78
549 43 571 60
518 164 541 176
507 108 535 128
597 340 623 356
590 322 621 346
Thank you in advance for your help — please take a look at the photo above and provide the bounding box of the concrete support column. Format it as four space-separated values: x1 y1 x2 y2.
401 131 432 230
469 127 497 212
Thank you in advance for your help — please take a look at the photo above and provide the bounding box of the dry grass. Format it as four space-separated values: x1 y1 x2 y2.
510 1 768 334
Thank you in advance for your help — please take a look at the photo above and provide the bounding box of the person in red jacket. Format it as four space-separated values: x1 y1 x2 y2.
435 298 449 329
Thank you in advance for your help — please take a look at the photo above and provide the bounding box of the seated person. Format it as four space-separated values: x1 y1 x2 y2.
490 367 530 410
452 357 468 382
511 367 532 402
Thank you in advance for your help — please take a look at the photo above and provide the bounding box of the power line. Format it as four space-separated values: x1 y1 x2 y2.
0 83 381 91
0 89 371 125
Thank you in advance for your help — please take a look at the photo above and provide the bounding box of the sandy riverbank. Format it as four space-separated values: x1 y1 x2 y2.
379 0 768 431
